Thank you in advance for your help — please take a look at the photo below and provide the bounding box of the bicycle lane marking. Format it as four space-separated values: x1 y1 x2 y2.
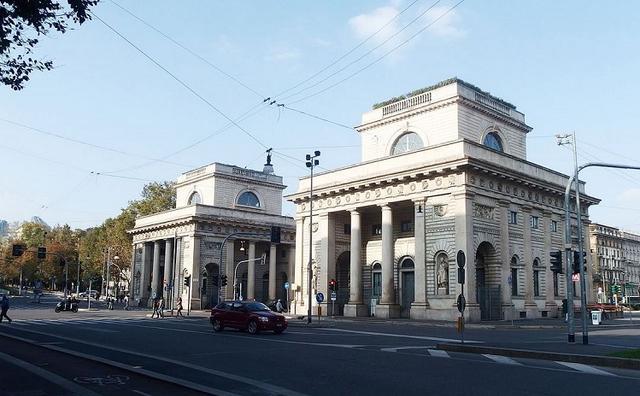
0 350 100 396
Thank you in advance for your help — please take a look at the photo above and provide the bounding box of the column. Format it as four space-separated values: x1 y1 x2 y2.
522 206 538 317
543 210 558 316
411 199 429 318
268 243 277 300
344 209 367 317
225 240 235 300
140 242 152 302
190 236 201 309
247 241 256 300
377 204 400 318
163 238 173 301
453 192 477 320
151 240 162 299
294 218 304 314
498 200 514 319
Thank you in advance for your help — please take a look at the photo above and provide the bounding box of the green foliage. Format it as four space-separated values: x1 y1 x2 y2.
0 0 100 90
609 349 640 360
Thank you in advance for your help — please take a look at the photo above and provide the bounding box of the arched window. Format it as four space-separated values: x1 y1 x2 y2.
237 191 260 208
188 192 201 205
372 262 382 299
391 132 423 155
483 132 503 152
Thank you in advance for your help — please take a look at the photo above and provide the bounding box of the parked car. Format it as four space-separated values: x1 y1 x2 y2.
78 290 98 299
210 301 287 334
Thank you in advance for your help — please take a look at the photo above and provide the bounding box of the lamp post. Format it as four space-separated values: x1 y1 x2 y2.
233 254 266 300
106 254 119 300
305 150 320 324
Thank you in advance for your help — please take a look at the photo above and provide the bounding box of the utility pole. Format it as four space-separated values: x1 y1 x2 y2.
305 150 320 324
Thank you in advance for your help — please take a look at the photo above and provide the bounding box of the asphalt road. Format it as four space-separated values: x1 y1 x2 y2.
2 293 640 395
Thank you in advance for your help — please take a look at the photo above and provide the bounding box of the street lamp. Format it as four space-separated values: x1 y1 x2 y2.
233 254 266 300
106 254 119 299
305 150 320 324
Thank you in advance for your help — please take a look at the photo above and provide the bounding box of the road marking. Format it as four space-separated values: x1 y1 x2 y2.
0 350 100 396
132 390 152 396
380 346 431 353
556 362 616 376
5 326 308 396
482 354 522 365
319 328 482 343
428 349 450 358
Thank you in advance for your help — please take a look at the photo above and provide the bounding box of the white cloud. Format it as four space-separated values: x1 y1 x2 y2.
349 5 400 45
424 5 466 38
264 47 300 62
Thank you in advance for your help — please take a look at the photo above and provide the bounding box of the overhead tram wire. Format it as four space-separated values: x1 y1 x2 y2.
90 12 269 150
107 0 266 100
278 0 443 103
279 105 355 131
271 0 425 100
287 0 466 106
0 118 195 169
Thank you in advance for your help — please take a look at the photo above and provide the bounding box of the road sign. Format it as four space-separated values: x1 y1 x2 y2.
457 294 466 313
456 250 466 268
316 292 325 303
284 282 290 290
572 273 580 282
331 291 337 301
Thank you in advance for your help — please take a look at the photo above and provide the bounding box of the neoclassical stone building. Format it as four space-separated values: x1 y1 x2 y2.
589 223 640 301
287 78 599 321
129 162 295 310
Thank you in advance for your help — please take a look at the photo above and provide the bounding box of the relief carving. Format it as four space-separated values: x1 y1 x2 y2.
473 203 494 220
433 205 447 217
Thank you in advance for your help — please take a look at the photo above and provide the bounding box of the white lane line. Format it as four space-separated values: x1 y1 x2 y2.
482 354 522 365
132 390 152 396
0 350 100 396
380 346 431 353
7 326 308 396
428 349 450 358
556 362 616 376
319 328 482 343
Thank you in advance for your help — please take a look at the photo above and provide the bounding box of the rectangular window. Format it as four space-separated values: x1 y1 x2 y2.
372 272 382 298
533 270 540 297
372 224 382 236
400 220 413 233
511 267 518 296
553 272 559 297
551 220 558 232
530 216 539 229
344 224 351 235
509 211 517 224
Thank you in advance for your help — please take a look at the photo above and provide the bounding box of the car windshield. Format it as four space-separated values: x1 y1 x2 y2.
244 302 270 312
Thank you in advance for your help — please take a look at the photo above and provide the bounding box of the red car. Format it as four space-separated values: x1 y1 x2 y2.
210 301 287 334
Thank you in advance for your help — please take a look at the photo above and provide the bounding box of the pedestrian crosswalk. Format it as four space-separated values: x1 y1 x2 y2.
9 316 150 327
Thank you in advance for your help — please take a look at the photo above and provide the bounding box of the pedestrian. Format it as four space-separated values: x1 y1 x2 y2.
276 299 284 313
0 295 12 324
108 296 114 310
176 297 184 317
158 297 165 318
124 295 129 311
151 297 159 318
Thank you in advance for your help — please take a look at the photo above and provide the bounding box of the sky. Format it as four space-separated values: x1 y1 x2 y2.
1 0 640 233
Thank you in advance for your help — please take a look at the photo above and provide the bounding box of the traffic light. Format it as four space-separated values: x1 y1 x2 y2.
329 279 336 291
270 226 281 244
572 251 587 274
184 275 191 288
550 250 563 274
37 247 46 259
11 244 25 257
220 274 228 287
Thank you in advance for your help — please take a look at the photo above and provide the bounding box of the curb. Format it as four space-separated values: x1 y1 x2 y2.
436 343 640 371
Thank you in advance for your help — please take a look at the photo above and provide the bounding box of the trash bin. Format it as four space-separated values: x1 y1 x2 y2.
591 310 602 325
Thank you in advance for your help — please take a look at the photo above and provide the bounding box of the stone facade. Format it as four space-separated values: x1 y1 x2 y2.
129 162 295 311
589 223 640 302
287 78 599 322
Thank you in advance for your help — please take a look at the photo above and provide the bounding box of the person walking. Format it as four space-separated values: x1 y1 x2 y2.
158 297 165 318
124 295 129 311
0 295 12 324
276 299 285 313
176 297 184 317
151 297 160 318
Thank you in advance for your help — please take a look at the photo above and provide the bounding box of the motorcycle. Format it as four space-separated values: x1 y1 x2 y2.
55 300 78 313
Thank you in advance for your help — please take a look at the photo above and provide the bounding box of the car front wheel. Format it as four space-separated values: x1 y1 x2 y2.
212 319 223 332
247 320 259 335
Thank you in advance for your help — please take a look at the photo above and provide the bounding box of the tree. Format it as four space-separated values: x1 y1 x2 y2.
1 0 100 90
